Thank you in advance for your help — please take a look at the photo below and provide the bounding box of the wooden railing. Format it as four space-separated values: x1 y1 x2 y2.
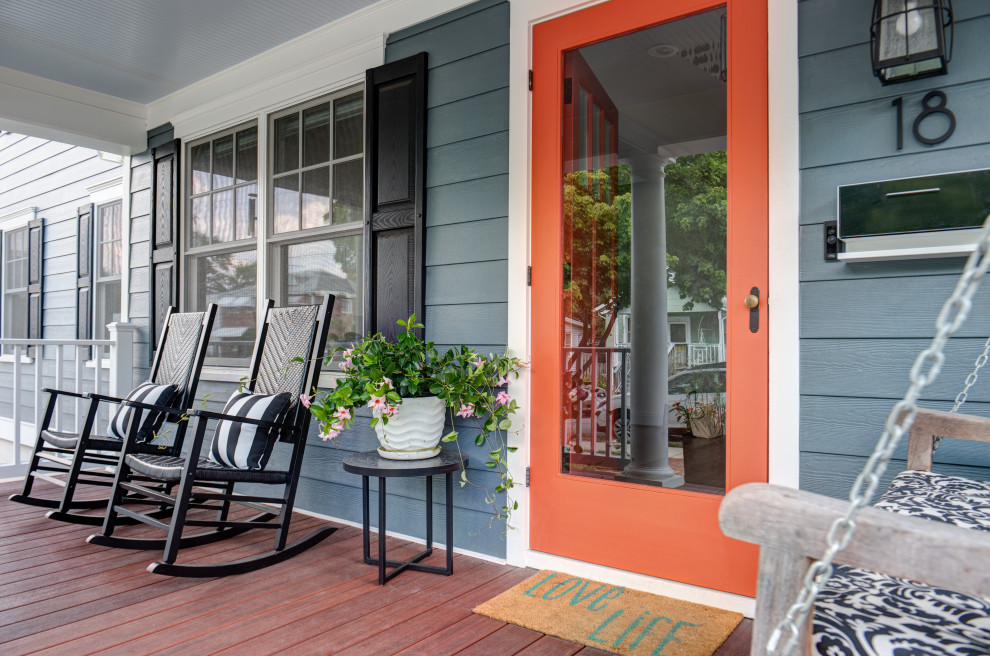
0 323 136 477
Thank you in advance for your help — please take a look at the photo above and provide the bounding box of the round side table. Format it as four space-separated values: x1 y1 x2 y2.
342 450 467 585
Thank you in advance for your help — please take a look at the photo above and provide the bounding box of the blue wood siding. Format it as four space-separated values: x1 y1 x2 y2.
0 132 122 425
291 0 512 559
799 0 990 498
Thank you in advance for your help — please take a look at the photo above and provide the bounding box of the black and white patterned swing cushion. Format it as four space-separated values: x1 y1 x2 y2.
813 470 990 656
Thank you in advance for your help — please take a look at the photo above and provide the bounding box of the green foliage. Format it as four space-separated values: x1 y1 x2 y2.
306 314 526 530
663 151 727 310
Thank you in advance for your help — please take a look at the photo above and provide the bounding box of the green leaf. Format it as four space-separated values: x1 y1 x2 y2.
506 446 518 453
369 416 380 427
460 470 468 482
498 419 512 430
429 384 442 395
485 462 496 467
474 435 484 446
441 431 458 442
489 449 502 458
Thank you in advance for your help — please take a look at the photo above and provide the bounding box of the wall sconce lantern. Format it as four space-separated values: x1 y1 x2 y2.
871 0 953 85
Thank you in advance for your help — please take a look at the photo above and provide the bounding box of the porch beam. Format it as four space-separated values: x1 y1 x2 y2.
0 66 146 154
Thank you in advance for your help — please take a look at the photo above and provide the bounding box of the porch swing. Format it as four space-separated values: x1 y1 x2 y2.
720 217 990 655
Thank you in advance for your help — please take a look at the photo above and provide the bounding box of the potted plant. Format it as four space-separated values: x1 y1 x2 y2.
304 315 525 527
670 394 725 439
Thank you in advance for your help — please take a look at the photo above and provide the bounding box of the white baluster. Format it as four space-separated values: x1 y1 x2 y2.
54 344 64 431
13 345 22 467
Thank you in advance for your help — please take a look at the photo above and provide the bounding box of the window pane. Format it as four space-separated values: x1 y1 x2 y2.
188 250 257 364
333 159 363 224
96 280 121 340
283 235 362 349
192 196 211 246
302 103 331 168
274 114 299 175
3 291 27 339
302 167 331 229
99 201 122 277
236 127 258 184
212 135 234 189
4 228 28 291
213 189 234 242
274 174 300 234
236 184 257 240
334 92 363 158
191 143 211 194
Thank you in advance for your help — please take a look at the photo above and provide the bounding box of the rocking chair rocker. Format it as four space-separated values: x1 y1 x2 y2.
87 295 336 578
9 305 217 525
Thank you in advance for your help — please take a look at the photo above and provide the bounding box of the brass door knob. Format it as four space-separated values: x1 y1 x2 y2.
743 294 759 308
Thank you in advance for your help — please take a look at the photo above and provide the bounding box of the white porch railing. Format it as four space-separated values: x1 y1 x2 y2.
688 343 724 367
0 323 136 478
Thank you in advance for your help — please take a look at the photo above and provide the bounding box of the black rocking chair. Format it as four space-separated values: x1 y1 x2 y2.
9 305 217 525
87 295 336 577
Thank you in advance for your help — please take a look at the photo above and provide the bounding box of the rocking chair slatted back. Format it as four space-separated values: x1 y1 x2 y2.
240 299 327 442
151 309 213 410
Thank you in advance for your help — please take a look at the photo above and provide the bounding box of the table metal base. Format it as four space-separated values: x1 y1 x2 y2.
361 471 455 585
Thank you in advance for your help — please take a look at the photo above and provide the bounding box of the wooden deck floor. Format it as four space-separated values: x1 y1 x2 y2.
0 478 750 655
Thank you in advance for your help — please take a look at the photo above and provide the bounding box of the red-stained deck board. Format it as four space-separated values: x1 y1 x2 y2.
0 479 752 655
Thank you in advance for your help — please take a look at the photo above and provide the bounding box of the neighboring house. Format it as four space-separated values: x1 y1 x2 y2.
2 0 989 616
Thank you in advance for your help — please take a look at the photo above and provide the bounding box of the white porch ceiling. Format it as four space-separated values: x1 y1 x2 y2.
0 0 380 104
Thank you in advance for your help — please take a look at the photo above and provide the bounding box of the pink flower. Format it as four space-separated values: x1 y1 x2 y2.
342 348 353 358
367 395 387 412
455 403 475 418
496 391 511 406
472 357 484 369
339 357 353 371
299 393 313 408
496 375 511 387
382 376 394 389
384 404 399 417
333 407 351 421
318 427 340 441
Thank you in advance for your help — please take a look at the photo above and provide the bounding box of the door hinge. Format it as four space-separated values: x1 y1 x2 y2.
528 69 533 91
525 467 531 487
527 265 532 286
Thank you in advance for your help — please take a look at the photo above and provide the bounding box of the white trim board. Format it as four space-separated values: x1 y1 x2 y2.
524 550 756 617
289 505 509 566
0 66 147 154
148 0 483 141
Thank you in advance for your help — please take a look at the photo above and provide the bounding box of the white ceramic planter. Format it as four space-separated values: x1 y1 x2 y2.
374 396 446 460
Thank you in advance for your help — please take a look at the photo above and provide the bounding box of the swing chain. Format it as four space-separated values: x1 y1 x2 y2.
938 335 990 448
768 219 990 656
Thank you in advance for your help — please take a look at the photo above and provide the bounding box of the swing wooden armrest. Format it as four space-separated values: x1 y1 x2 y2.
906 407 990 471
720 483 990 655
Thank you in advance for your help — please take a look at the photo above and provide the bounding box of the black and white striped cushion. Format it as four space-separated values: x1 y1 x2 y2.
108 382 179 442
207 391 292 470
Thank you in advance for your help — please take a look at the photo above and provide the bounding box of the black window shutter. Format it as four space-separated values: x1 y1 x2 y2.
364 52 427 341
27 217 44 344
76 204 94 341
150 139 180 361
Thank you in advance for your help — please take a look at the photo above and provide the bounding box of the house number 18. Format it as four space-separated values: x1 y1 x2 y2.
892 90 956 150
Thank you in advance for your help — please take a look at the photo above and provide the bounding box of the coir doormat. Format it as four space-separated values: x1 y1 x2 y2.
473 570 742 656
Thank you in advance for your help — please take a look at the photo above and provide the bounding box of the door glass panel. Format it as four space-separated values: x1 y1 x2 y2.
560 7 728 494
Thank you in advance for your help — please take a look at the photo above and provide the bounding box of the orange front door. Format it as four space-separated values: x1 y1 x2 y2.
530 0 768 596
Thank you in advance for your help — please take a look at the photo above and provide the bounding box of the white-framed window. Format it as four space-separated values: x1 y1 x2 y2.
93 200 123 341
184 84 365 367
0 207 36 356
2 226 29 341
